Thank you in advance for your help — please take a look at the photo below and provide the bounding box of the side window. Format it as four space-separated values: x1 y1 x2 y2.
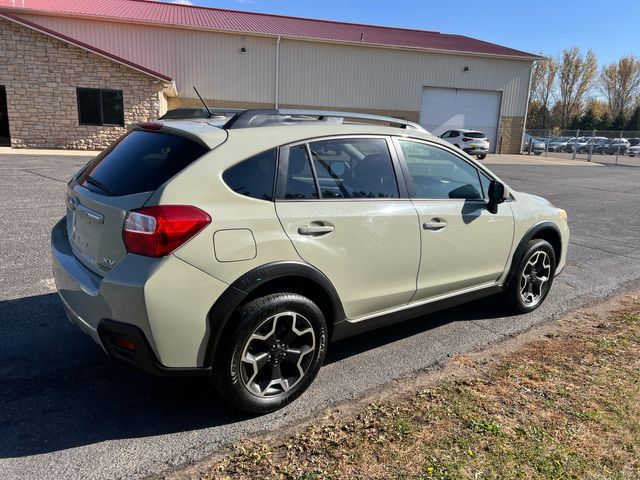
222 149 277 201
284 145 318 199
308 138 398 198
398 140 483 200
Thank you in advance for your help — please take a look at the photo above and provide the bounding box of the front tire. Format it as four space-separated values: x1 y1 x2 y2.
504 239 556 313
212 293 328 414
477 154 487 160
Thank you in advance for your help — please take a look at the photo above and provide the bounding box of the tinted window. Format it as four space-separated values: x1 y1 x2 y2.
464 132 486 139
308 138 398 198
101 90 124 126
223 149 277 201
398 140 483 200
77 88 124 126
284 145 318 199
77 88 101 125
78 131 208 196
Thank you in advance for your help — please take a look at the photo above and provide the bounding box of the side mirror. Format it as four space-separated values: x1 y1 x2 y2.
487 180 506 214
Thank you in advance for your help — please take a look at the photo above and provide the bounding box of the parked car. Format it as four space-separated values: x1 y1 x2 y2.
601 138 630 155
51 108 569 414
576 137 608 154
523 134 547 155
627 138 640 147
547 137 573 152
628 144 640 157
591 138 612 155
439 129 490 159
564 137 590 153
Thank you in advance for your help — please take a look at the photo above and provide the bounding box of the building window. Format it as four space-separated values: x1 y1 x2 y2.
76 88 124 126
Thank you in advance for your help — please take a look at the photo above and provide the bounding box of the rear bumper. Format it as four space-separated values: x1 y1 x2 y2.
98 320 208 376
463 147 489 155
51 217 228 371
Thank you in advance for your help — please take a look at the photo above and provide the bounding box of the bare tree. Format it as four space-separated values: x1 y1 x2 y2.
599 55 640 121
556 47 598 128
529 56 558 128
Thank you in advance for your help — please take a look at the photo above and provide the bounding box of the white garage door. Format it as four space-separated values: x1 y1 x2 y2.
420 87 502 153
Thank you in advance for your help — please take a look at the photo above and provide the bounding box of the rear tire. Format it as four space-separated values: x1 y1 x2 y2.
212 293 328 414
503 239 556 314
477 154 487 160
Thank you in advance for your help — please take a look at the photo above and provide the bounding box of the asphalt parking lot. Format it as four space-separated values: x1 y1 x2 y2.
1 152 640 480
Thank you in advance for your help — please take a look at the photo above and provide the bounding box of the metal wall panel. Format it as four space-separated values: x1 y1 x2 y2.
18 13 532 116
279 40 531 116
17 13 277 102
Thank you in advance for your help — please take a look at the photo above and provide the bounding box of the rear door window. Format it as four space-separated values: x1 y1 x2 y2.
308 138 398 198
77 130 208 196
283 145 319 199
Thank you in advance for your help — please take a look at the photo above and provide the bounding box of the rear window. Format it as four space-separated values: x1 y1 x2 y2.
77 130 208 196
464 132 486 139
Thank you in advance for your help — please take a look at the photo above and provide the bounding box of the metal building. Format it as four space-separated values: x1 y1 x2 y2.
0 0 539 151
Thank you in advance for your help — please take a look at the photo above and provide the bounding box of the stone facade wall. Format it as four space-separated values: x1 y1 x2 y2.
0 18 166 149
497 116 525 154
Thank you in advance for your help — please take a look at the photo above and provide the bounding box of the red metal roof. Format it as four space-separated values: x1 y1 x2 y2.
0 0 538 59
0 9 173 81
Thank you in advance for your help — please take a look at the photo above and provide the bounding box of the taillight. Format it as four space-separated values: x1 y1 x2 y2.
123 205 211 257
462 137 473 142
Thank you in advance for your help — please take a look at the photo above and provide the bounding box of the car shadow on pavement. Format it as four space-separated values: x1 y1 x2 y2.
325 295 507 365
0 292 509 458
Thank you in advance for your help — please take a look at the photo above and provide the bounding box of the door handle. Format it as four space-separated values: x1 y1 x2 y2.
423 219 447 231
298 224 335 235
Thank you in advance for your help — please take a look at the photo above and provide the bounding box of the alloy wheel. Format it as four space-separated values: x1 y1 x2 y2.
519 250 552 307
240 311 316 397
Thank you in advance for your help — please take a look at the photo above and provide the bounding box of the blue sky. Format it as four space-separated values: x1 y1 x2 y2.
170 0 639 65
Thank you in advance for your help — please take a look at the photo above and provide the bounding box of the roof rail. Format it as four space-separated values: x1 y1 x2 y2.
222 109 427 132
159 107 244 120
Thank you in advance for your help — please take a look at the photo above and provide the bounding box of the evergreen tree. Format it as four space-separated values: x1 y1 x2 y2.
625 106 640 131
579 108 597 130
612 112 626 130
598 112 613 130
568 115 581 130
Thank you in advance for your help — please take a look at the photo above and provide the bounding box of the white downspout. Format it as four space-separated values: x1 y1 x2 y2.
275 36 281 108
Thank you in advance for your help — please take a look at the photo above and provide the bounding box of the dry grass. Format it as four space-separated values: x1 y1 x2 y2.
203 297 640 480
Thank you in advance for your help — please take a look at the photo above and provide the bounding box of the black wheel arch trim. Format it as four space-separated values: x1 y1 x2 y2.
203 261 346 367
505 221 562 288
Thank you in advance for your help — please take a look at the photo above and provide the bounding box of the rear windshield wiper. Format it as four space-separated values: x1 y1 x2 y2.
83 175 115 196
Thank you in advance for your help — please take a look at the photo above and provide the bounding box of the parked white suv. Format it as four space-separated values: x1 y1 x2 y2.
439 129 490 159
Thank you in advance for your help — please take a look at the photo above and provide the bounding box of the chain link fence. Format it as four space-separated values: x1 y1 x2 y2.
522 129 640 167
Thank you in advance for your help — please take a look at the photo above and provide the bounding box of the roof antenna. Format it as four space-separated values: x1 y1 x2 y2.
193 86 213 118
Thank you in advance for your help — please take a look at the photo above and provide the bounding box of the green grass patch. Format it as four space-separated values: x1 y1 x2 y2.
208 299 640 480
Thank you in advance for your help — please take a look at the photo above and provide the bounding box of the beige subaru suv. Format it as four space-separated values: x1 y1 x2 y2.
51 109 569 413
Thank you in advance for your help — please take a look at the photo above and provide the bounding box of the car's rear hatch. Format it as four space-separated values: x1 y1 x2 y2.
463 131 489 147
66 123 226 276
